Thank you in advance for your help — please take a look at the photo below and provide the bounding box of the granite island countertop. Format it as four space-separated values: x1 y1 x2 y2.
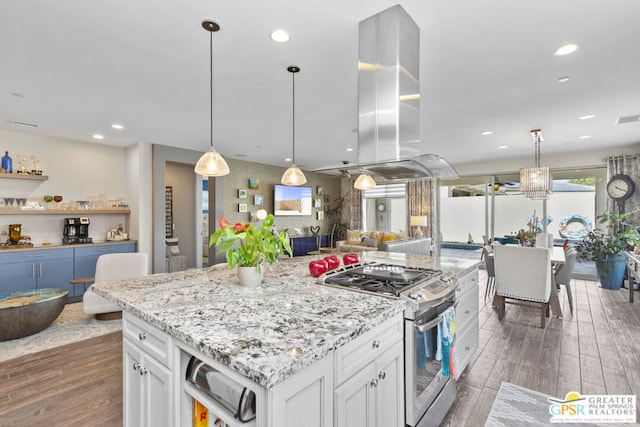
92 253 479 389
92 255 406 388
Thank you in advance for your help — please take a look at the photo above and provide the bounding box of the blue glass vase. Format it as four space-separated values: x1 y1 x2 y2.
1 151 12 173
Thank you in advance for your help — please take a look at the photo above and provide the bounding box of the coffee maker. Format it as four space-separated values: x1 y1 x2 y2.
63 217 92 244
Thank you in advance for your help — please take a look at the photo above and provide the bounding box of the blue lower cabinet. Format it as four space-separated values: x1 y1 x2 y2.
0 248 74 295
291 236 329 256
0 243 136 299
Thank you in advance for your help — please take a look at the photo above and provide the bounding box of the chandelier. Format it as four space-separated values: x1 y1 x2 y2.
520 129 552 200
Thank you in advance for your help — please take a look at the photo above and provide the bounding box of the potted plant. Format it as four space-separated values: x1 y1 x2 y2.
576 211 640 289
209 214 292 287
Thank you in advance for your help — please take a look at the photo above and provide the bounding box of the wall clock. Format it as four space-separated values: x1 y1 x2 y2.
606 174 635 201
377 202 386 212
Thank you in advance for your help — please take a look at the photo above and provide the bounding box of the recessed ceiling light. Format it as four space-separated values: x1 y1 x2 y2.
579 114 595 120
285 157 292 162
270 30 290 43
498 145 508 149
579 135 591 139
92 134 104 140
345 148 354 152
481 131 493 136
557 76 570 83
553 44 578 56
111 123 124 130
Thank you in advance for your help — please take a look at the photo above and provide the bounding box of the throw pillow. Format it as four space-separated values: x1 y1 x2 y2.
346 230 361 244
362 238 379 247
166 237 180 256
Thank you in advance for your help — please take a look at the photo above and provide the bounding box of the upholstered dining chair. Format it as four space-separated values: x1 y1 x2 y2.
493 245 552 328
555 247 578 315
482 245 496 302
83 252 148 320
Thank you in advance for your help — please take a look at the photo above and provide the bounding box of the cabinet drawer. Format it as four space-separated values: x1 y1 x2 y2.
0 248 74 265
455 269 479 299
456 317 479 374
455 288 477 331
74 243 136 257
123 312 172 367
334 313 402 386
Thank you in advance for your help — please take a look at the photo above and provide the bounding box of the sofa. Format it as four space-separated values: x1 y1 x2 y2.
336 229 433 256
379 237 433 256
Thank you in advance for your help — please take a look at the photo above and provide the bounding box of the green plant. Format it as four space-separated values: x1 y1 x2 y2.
576 211 640 265
324 194 349 242
209 214 292 270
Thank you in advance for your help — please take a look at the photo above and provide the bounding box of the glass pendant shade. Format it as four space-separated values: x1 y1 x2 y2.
354 173 377 190
194 148 230 176
281 164 307 186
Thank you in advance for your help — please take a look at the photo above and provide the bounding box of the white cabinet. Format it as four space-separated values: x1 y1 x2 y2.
123 314 173 427
454 269 479 374
335 340 403 427
334 313 404 427
123 312 404 427
270 355 333 427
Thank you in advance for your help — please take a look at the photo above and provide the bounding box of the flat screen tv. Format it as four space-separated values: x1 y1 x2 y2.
274 184 312 216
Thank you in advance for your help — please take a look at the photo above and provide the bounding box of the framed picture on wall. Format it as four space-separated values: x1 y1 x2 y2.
254 195 263 206
314 198 322 208
317 186 323 195
249 178 259 189
239 189 247 199
317 211 325 220
239 203 247 212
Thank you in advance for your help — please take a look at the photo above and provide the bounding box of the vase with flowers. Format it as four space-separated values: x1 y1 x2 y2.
209 214 292 286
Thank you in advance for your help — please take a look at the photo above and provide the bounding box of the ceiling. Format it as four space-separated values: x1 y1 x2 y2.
2 0 640 174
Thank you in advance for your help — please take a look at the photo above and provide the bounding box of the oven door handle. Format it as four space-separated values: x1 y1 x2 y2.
414 300 458 333
415 316 442 333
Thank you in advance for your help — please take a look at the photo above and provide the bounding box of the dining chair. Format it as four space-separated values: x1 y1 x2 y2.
493 245 552 328
482 245 495 302
555 247 577 314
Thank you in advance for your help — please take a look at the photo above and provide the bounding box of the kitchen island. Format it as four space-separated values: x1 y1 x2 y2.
92 252 480 427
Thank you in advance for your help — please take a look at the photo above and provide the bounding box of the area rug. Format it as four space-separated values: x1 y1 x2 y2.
486 382 634 426
0 302 121 363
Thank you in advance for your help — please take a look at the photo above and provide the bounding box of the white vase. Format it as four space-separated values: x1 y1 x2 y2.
237 265 264 287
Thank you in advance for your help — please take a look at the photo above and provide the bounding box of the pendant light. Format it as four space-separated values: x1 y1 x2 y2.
520 129 552 200
354 173 376 190
281 66 307 186
194 20 230 177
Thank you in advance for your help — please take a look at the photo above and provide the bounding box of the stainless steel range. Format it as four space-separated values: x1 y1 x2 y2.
320 261 459 427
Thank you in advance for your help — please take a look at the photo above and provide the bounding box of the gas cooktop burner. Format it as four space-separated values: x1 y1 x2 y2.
322 262 442 298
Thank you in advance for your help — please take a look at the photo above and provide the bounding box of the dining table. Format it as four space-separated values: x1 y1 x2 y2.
490 245 566 317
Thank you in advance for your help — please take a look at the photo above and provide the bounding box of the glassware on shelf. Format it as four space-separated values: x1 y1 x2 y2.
1 151 12 173
30 155 42 175
15 155 28 175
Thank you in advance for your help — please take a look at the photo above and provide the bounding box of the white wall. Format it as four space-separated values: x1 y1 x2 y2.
0 130 130 245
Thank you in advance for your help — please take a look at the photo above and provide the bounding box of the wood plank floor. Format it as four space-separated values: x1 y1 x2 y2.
1 271 638 426
0 331 123 427
442 269 640 426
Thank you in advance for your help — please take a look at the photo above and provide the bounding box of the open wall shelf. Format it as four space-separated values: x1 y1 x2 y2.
0 209 130 216
0 173 48 181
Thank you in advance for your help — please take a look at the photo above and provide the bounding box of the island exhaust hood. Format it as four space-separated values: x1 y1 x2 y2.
314 5 457 181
